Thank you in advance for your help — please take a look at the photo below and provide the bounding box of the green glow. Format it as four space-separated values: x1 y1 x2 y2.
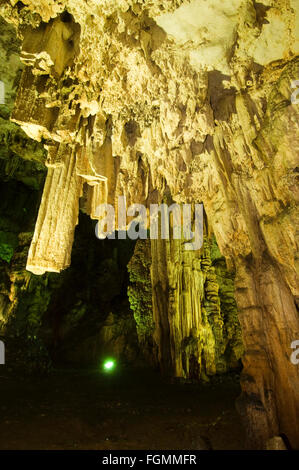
103 359 115 371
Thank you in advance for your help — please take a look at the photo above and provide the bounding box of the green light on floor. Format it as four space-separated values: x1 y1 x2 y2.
103 359 115 372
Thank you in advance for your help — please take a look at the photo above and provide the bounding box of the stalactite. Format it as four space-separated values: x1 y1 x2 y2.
150 236 243 380
26 147 83 274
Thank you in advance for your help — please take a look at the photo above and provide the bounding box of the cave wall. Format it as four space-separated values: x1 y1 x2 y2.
127 239 157 366
0 196 140 372
0 0 298 448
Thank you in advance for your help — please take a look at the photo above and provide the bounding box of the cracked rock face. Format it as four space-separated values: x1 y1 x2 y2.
0 0 299 449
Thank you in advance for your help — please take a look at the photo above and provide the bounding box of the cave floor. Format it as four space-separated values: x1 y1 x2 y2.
0 367 245 450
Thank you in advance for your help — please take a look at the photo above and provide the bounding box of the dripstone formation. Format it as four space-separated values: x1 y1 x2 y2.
0 0 298 449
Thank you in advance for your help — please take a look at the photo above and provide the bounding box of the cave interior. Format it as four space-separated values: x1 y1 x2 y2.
0 0 298 452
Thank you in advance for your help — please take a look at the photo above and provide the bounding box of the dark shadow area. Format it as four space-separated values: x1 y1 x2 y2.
0 367 245 450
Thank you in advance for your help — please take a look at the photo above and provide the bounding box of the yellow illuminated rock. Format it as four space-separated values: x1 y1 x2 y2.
0 0 298 449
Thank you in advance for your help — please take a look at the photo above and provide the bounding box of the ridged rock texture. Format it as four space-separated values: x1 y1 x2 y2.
0 0 298 449
151 236 243 380
128 237 243 379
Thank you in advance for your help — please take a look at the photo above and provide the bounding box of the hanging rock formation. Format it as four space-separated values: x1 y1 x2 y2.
151 236 243 380
0 16 139 374
0 0 299 449
128 236 243 380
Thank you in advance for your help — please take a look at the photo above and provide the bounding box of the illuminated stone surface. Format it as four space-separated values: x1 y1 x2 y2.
0 0 298 448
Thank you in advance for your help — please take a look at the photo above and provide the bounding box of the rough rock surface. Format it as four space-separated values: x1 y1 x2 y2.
128 239 157 365
150 235 243 379
0 0 298 448
128 236 243 379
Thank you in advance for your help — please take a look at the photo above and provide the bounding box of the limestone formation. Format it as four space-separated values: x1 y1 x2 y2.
26 146 83 274
128 239 157 365
0 0 298 449
128 236 243 380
